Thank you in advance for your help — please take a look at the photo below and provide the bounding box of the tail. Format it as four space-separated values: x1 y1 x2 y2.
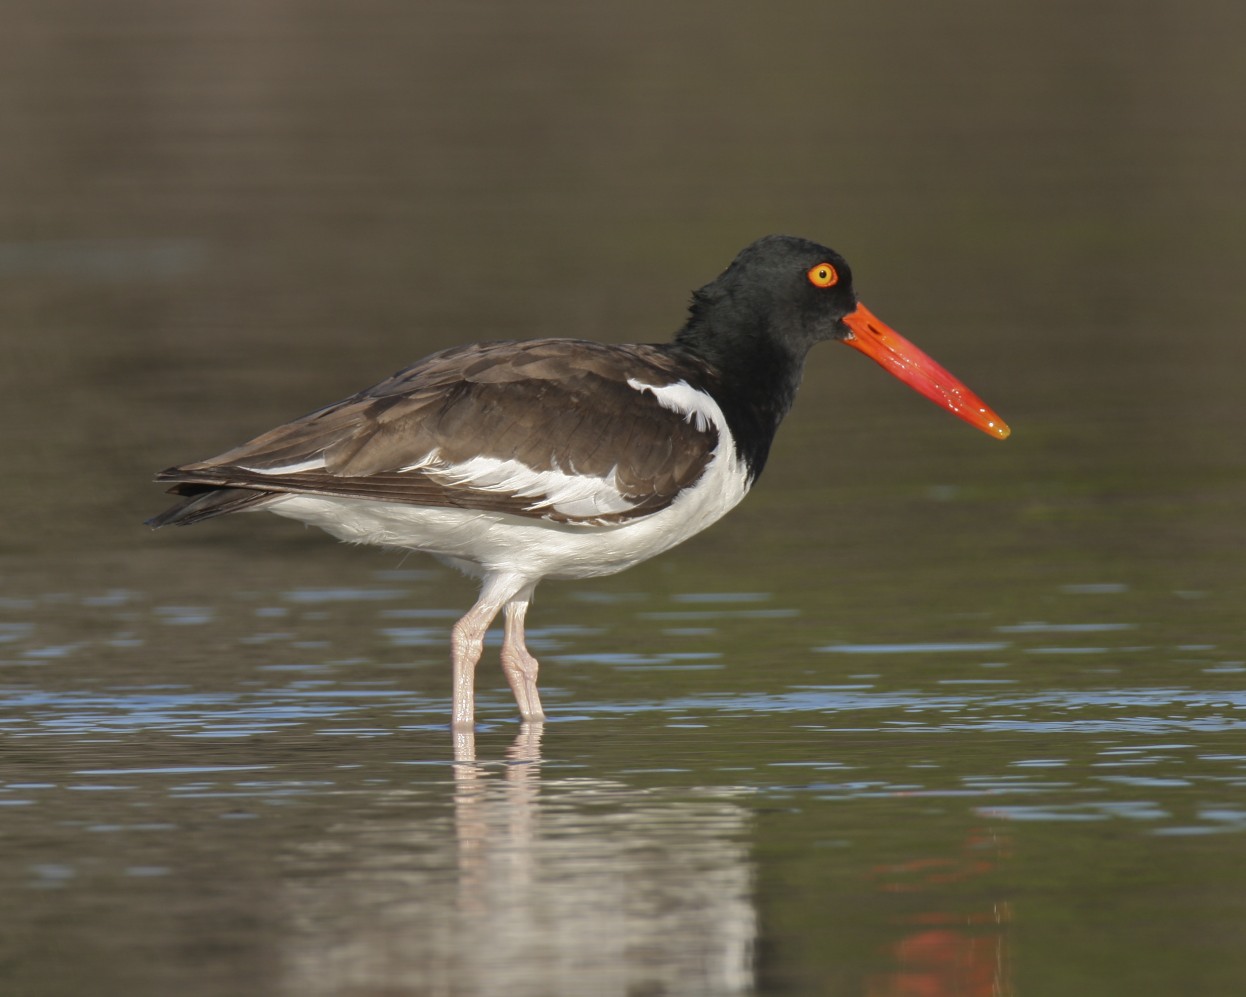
146 483 277 528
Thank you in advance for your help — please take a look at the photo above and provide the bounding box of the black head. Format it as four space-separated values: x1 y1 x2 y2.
670 235 1010 470
676 234 860 366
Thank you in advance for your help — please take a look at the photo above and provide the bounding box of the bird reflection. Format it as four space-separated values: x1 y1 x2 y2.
452 723 545 915
865 829 1014 997
278 724 756 995
276 731 1013 997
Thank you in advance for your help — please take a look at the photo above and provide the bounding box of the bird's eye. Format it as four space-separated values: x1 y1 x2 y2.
806 263 839 288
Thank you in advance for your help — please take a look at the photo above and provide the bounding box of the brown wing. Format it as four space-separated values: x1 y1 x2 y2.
150 339 720 528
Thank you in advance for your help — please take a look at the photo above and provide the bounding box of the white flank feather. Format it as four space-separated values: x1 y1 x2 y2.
239 455 327 475
424 454 638 518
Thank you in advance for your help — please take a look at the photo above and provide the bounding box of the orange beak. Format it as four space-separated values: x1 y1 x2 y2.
841 302 1010 440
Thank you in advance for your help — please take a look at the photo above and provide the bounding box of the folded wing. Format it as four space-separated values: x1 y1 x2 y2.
149 340 721 529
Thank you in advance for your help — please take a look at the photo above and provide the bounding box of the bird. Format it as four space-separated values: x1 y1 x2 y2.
148 234 1009 730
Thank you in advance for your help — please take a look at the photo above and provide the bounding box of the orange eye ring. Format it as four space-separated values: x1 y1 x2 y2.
806 262 839 288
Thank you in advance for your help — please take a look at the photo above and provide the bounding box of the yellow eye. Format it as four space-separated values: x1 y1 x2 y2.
806 263 839 288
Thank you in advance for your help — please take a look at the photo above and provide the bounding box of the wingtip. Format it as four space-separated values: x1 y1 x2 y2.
152 466 186 483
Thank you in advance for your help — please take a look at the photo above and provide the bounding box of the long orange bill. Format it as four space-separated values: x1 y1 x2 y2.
841 302 1010 440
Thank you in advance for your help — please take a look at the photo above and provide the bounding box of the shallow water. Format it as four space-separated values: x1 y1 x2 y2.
3 2 1246 995
5 561 1246 994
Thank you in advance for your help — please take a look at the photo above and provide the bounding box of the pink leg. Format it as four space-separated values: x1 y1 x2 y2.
500 586 545 723
450 573 527 732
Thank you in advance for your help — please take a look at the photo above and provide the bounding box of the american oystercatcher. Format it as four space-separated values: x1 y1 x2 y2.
148 235 1008 730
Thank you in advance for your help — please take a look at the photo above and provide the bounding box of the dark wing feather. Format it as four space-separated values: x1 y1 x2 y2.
145 486 276 527
150 340 720 528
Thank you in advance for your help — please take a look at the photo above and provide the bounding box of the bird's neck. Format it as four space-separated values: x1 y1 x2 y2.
672 312 808 483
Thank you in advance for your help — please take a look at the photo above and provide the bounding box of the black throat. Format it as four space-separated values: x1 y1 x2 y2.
670 302 812 484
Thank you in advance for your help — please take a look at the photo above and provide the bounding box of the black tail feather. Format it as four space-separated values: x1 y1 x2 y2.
146 485 277 528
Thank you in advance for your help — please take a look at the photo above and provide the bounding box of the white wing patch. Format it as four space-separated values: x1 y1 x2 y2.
626 378 718 433
420 453 639 519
